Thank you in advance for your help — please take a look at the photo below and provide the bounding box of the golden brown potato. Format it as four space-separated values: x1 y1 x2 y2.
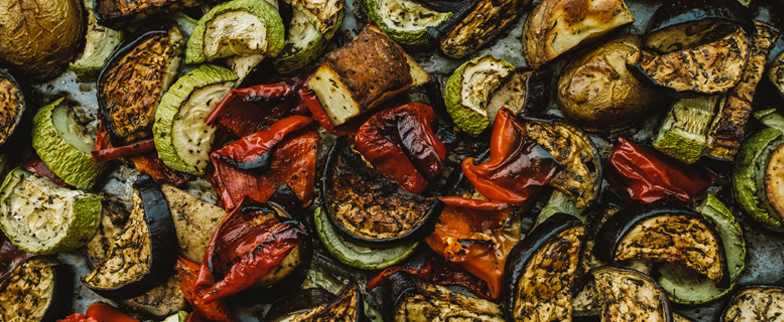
0 0 84 82
557 36 663 132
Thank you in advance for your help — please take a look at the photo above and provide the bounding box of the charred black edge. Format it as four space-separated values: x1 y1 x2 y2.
674 313 698 322
40 262 73 322
0 68 33 154
84 173 178 299
93 0 206 30
312 283 364 322
424 0 482 56
589 266 674 322
644 0 755 45
520 69 554 115
268 183 308 226
411 0 475 14
321 136 445 248
719 283 784 322
265 287 338 322
502 213 584 322
593 200 731 288
518 114 604 209
384 271 418 322
213 150 274 174
96 22 178 144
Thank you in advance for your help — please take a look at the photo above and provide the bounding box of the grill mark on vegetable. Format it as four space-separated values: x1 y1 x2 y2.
440 0 530 58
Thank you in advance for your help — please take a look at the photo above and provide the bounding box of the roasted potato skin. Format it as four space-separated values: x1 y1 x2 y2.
558 36 664 132
0 0 84 82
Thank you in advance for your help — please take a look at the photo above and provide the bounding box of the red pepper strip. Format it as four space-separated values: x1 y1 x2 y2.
212 115 312 169
57 313 99 322
423 196 519 299
0 233 33 283
210 117 318 210
196 198 305 304
606 137 717 203
85 302 138 322
94 122 112 152
205 84 298 138
462 108 561 204
92 138 156 163
355 102 447 194
298 88 335 133
22 154 73 188
129 152 190 186
366 264 432 291
177 257 237 322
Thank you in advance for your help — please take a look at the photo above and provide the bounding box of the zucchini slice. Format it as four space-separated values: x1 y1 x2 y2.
592 267 674 322
594 201 730 287
273 7 329 75
321 136 444 247
70 0 125 81
153 64 237 175
652 95 724 164
502 213 585 322
733 128 784 232
98 23 184 144
82 173 178 299
363 0 451 51
722 285 784 322
0 257 72 322
0 168 101 255
444 55 515 136
0 68 32 154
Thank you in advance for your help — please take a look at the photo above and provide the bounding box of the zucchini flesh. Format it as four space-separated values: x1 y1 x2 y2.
653 96 723 164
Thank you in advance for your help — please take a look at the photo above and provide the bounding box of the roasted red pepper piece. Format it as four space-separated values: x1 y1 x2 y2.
0 233 33 283
298 88 335 133
355 102 447 194
423 196 520 299
210 115 318 209
22 154 73 188
196 198 306 304
177 257 237 322
92 123 156 162
57 313 99 322
85 302 139 322
129 152 190 186
462 108 561 204
205 84 298 138
606 137 717 203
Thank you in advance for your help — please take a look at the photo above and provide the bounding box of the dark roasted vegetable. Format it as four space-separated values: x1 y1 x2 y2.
97 23 185 144
594 200 730 287
0 69 31 154
522 0 635 69
721 285 784 322
82 173 178 299
264 287 337 322
592 267 673 322
627 28 749 95
0 257 72 322
322 136 444 247
117 275 187 320
94 0 214 29
486 69 553 122
733 128 784 232
502 213 585 322
642 0 754 54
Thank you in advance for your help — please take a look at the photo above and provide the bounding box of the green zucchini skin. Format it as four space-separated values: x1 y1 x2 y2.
732 128 784 232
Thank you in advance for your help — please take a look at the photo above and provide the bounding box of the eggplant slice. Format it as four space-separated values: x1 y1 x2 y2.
321 136 444 247
0 69 31 153
502 213 585 322
594 201 730 287
627 28 749 95
266 283 364 321
117 275 187 320
592 267 673 322
265 287 337 322
97 23 184 144
722 285 784 322
95 0 212 29
386 272 506 322
82 173 178 299
0 257 71 322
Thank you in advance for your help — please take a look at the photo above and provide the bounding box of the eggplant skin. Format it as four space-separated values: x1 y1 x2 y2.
707 22 780 161
431 0 532 59
0 69 32 153
593 201 730 288
97 24 184 144
626 28 749 95
502 213 585 322
321 136 444 247
392 277 506 322
0 257 72 322
265 288 337 322
94 0 213 29
722 285 784 322
591 267 673 322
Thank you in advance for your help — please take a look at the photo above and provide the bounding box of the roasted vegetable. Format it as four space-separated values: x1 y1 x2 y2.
70 0 125 81
85 302 138 322
322 136 443 247
485 69 552 123
94 0 213 29
768 49 784 102
427 0 532 59
153 64 237 175
652 95 724 164
205 83 306 138
98 23 185 144
722 285 784 322
265 287 336 322
594 201 730 287
732 128 784 232
355 102 447 194
0 257 72 322
184 0 285 64
176 257 235 322
274 0 345 74
161 185 229 264
445 55 515 136
385 272 505 321
558 36 664 132
0 69 32 153
642 0 754 54
0 0 84 81
627 28 749 95
592 267 673 322
82 174 178 299
522 0 635 69
305 24 429 128
363 0 451 51
0 168 101 255
606 137 716 203
502 213 585 322
117 275 187 320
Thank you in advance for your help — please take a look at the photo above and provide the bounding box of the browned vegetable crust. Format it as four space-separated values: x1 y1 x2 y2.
722 286 784 322
626 28 749 95
0 75 22 144
397 282 506 321
707 22 779 160
592 267 672 322
95 0 206 28
437 0 533 59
